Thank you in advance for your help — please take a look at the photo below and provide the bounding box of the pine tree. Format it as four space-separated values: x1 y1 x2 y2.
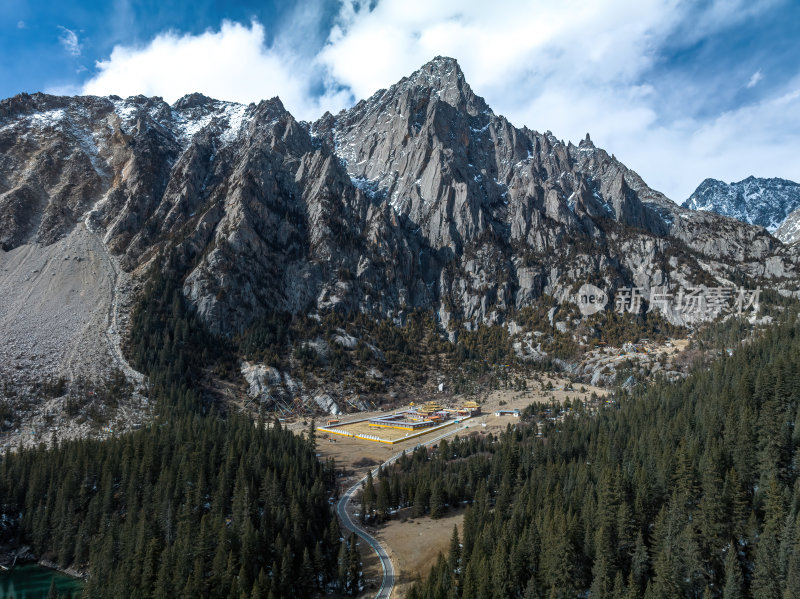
362 472 376 522
590 525 615 599
140 537 161 597
698 461 725 560
630 531 649 592
523 576 538 599
430 480 444 519
722 544 744 599
785 540 800 599
677 521 704 596
448 525 462 579
612 571 625 599
413 480 430 518
376 479 390 522
346 533 363 595
723 468 750 543
649 507 682 599
491 541 512 598
337 539 348 592
623 571 641 599
307 419 316 451
753 477 787 599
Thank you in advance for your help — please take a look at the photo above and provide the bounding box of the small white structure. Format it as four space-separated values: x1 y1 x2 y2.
495 409 520 417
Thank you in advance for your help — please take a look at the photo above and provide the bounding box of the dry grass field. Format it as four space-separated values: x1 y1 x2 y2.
374 507 466 597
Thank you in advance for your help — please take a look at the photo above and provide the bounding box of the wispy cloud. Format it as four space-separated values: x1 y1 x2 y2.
17 20 26 29
45 83 82 96
747 69 764 88
58 26 82 56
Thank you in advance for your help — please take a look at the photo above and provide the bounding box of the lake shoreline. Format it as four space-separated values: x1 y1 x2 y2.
38 558 88 581
0 562 84 597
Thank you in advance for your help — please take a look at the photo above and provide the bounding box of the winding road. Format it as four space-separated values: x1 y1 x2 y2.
335 423 470 599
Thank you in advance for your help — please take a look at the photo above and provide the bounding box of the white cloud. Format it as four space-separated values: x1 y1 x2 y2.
319 0 681 105
82 20 349 120
747 69 764 88
58 26 82 57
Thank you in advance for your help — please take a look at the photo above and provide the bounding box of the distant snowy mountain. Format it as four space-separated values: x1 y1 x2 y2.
683 176 800 233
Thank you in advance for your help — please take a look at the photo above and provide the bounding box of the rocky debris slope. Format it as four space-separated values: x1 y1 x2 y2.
684 176 800 233
0 223 149 451
0 57 797 348
0 224 116 386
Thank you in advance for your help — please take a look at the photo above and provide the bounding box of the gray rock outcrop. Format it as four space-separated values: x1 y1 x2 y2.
1 56 796 341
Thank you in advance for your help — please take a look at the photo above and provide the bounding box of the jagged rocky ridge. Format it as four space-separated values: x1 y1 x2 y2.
684 176 800 237
1 57 798 339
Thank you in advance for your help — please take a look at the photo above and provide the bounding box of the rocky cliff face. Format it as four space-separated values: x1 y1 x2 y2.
776 207 800 245
1 57 797 339
684 176 800 233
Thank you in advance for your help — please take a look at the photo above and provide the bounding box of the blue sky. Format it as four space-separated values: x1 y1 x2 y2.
2 0 799 201
1 1 337 94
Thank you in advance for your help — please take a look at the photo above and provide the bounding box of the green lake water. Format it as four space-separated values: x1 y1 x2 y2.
0 564 83 598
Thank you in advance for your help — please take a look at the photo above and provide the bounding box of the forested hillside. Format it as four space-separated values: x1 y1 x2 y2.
382 313 800 599
0 415 355 598
0 258 363 599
